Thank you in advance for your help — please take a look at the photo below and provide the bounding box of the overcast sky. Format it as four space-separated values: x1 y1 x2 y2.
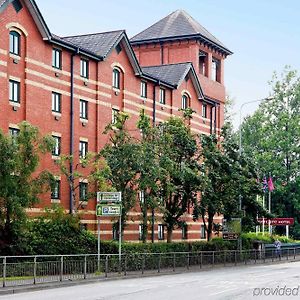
35 0 300 129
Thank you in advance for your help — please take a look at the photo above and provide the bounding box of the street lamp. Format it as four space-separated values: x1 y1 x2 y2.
237 96 274 247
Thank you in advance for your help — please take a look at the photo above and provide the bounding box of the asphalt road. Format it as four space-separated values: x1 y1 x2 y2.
4 261 300 300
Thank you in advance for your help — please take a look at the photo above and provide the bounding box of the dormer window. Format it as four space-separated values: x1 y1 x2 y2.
9 31 20 56
112 68 120 89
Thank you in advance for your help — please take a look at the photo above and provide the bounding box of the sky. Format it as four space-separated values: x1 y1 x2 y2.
35 0 300 129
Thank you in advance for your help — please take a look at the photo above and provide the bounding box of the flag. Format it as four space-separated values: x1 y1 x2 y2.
268 176 274 192
262 176 268 193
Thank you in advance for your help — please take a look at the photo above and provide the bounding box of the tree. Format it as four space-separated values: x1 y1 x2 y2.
241 67 300 237
136 110 161 242
101 112 140 239
0 122 53 254
198 123 262 241
157 116 202 242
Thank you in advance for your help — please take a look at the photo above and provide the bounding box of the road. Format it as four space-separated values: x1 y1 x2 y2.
3 261 300 300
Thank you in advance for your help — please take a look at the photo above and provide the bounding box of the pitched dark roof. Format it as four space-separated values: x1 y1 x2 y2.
142 63 192 87
61 30 124 58
131 10 232 55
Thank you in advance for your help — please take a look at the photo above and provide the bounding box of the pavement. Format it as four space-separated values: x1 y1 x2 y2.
2 260 300 300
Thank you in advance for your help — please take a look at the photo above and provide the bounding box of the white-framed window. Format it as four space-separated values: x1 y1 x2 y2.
112 68 120 89
158 224 164 240
9 80 20 103
159 88 165 104
112 108 119 125
52 48 62 69
80 99 88 120
141 81 147 98
139 190 145 204
79 182 88 201
211 58 220 82
182 224 188 240
139 224 143 240
51 180 60 199
52 136 61 156
201 225 206 239
80 58 89 78
199 51 207 75
9 31 20 56
202 103 207 118
9 127 20 138
52 92 61 113
79 140 88 159
181 94 188 109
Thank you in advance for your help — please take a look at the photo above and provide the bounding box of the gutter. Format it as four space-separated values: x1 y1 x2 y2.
69 49 78 214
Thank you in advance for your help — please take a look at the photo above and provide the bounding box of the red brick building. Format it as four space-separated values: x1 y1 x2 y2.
0 0 232 242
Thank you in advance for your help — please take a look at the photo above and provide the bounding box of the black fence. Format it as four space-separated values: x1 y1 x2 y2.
1 247 300 288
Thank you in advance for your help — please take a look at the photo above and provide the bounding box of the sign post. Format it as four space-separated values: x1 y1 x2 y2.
96 192 122 271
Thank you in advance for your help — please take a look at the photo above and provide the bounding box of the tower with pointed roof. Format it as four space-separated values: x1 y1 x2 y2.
131 9 232 127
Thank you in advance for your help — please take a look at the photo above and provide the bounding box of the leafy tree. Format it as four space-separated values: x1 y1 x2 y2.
241 67 300 237
101 112 140 239
198 124 262 241
157 116 202 242
136 110 161 242
0 122 53 254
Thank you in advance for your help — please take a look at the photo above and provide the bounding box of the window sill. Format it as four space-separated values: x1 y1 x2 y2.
80 118 88 124
9 101 20 107
52 155 61 160
51 199 61 204
9 53 21 60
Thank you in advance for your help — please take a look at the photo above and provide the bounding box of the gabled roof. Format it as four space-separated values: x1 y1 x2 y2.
131 10 232 55
0 0 51 39
61 30 142 75
142 63 204 99
62 30 125 59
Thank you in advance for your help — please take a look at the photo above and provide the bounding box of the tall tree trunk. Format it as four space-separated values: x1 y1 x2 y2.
167 227 173 243
207 213 214 241
142 199 147 243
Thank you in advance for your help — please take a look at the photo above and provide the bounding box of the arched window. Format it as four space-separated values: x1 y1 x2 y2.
9 31 20 55
181 94 189 109
112 68 120 89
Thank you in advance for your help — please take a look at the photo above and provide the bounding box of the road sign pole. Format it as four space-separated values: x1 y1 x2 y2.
286 225 289 239
119 211 122 264
97 217 100 271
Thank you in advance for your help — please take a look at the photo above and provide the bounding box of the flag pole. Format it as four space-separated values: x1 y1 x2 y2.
268 190 271 235
262 195 265 235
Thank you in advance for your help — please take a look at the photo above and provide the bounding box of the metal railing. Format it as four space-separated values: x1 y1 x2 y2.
1 247 300 288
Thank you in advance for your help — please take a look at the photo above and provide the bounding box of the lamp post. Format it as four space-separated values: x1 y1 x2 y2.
238 96 274 247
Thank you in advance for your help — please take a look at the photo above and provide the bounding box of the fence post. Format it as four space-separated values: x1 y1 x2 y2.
84 256 87 280
212 252 215 267
234 251 237 266
200 252 203 269
224 251 226 266
294 248 296 260
33 256 37 284
124 254 127 276
105 255 108 278
142 254 145 275
186 253 190 270
287 249 289 260
2 257 6 288
60 256 63 282
272 250 274 262
254 250 257 264
173 253 176 272
158 253 161 273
